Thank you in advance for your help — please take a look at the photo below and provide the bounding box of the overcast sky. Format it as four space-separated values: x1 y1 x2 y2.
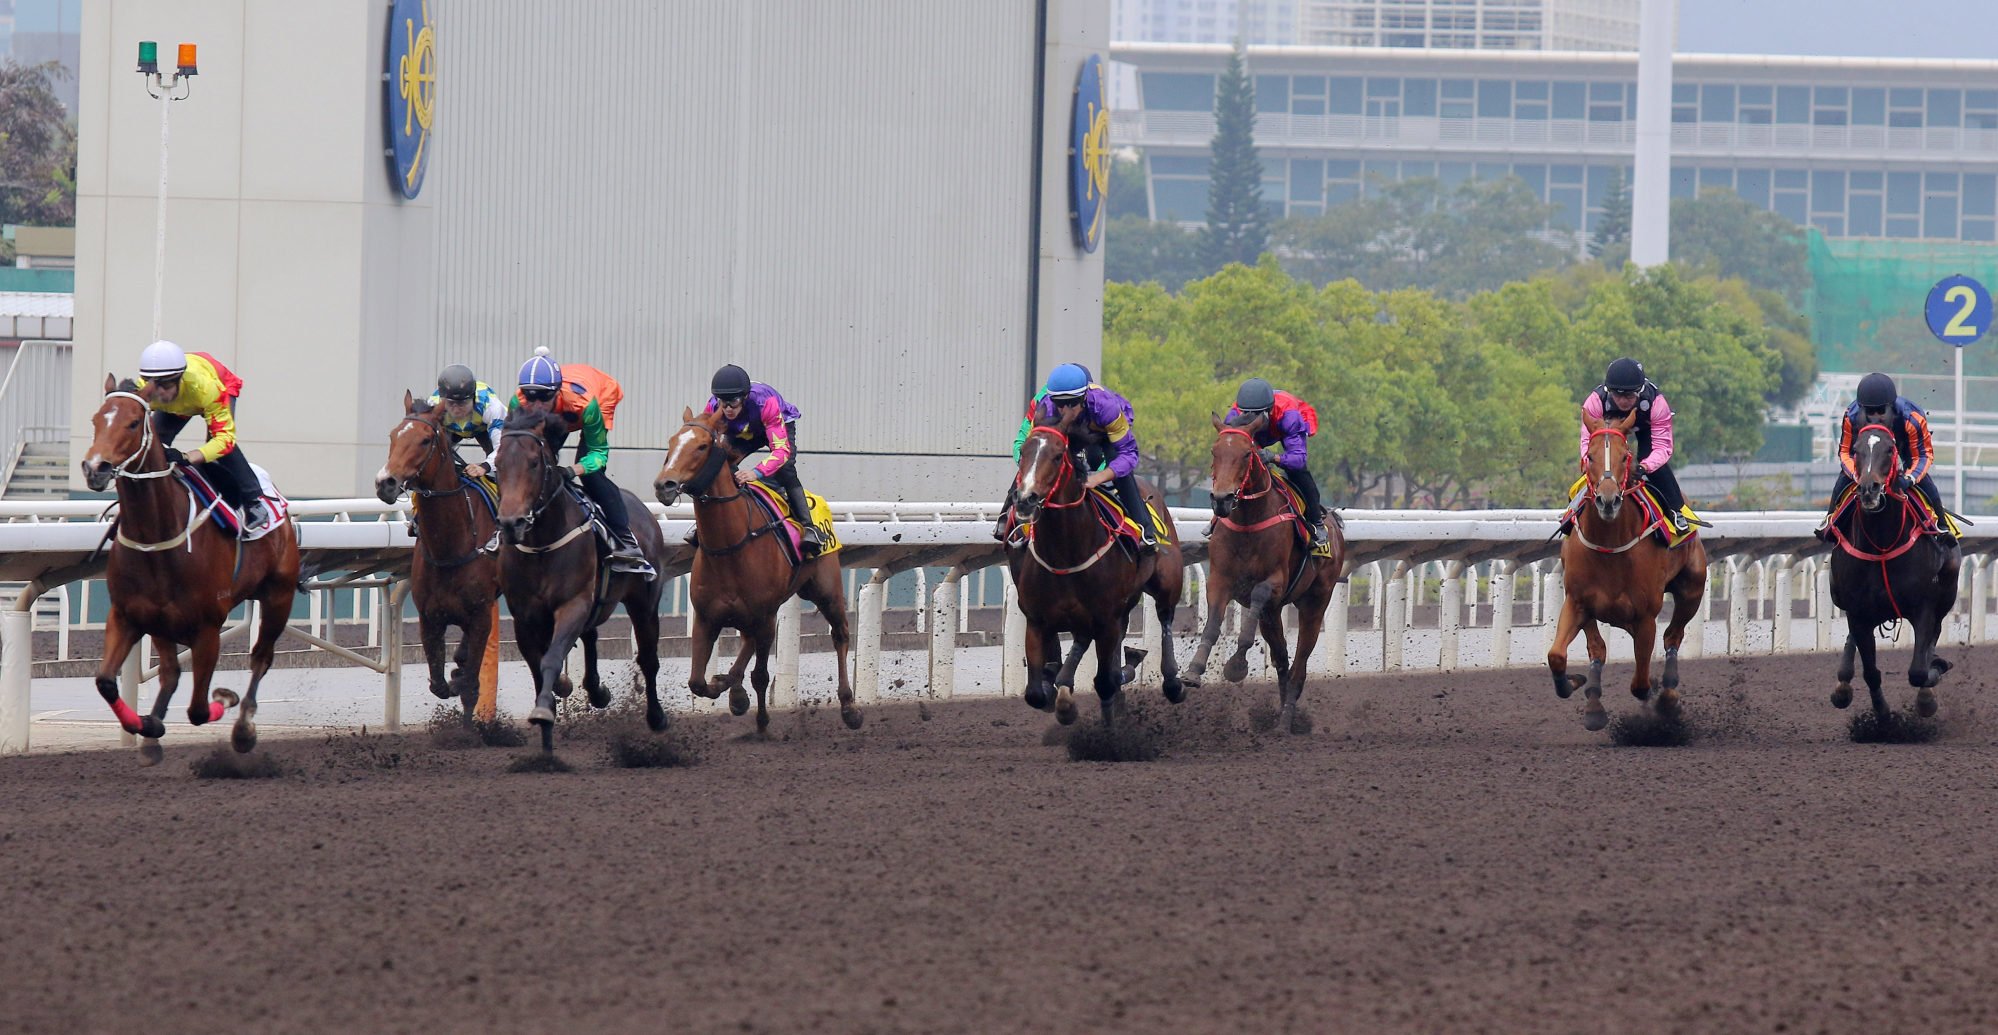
1677 0 1998 59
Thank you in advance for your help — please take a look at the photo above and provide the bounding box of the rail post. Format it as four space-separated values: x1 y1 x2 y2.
1438 560 1464 672
383 580 407 731
1489 560 1515 669
1384 560 1409 671
773 596 800 709
854 570 887 704
0 584 38 754
1771 556 1793 654
1726 558 1749 655
928 566 964 700
1002 571 1025 701
1325 578 1348 677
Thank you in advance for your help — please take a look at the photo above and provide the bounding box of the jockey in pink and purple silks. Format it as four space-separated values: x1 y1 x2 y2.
1566 357 1688 534
703 364 821 555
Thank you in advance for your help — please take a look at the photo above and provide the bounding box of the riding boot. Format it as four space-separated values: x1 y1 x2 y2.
1305 508 1329 546
608 530 656 580
781 483 822 555
1112 473 1158 554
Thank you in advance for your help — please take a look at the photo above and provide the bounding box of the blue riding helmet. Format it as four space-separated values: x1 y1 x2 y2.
1045 363 1091 399
518 347 561 390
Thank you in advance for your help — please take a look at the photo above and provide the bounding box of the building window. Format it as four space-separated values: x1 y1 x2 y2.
1404 78 1438 116
1256 75 1289 114
1552 81 1585 120
1928 89 1962 129
1775 86 1809 124
1735 168 1771 208
1851 88 1885 126
1673 82 1697 124
1889 88 1924 128
1142 73 1215 112
1702 84 1735 124
1478 80 1512 118
1328 76 1362 115
1967 90 1998 130
1441 78 1475 119
1812 86 1847 126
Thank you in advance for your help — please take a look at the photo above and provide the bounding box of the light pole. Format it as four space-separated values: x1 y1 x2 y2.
137 40 197 344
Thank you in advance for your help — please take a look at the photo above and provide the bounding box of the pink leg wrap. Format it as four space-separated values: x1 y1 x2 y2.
109 698 144 734
206 699 227 722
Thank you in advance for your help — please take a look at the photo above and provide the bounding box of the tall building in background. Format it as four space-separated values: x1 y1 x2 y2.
1112 0 1301 45
1299 0 1639 51
9 0 80 114
0 2 16 62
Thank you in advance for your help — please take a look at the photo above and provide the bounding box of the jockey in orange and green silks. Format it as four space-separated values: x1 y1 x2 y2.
511 347 654 579
1029 363 1164 553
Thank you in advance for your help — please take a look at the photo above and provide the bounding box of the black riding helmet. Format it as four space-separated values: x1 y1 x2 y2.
437 364 477 401
1857 371 1897 410
712 364 752 401
1604 357 1645 393
1236 377 1276 412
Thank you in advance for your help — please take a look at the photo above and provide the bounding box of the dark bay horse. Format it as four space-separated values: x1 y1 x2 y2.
654 407 861 732
1548 408 1708 731
81 377 301 765
495 409 666 749
1827 422 1961 719
1186 414 1347 733
373 390 499 718
1007 410 1183 726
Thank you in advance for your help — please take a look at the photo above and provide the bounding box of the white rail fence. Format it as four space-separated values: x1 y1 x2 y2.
3 500 1996 753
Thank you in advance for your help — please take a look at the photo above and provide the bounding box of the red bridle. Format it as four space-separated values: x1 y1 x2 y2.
1017 427 1086 510
1580 426 1638 499
1217 427 1274 501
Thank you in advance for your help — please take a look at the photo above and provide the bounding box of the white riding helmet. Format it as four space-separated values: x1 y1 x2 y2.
138 340 188 380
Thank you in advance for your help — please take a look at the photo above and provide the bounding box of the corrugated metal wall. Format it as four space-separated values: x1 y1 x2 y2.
432 1 1038 460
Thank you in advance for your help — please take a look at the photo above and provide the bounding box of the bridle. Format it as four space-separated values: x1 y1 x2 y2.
396 410 497 568
670 420 739 503
498 427 589 552
1214 426 1275 505
1580 426 1638 495
1013 426 1123 574
1570 425 1659 555
98 392 179 481
392 410 462 500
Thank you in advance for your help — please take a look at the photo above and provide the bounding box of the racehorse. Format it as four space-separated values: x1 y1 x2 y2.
1826 422 1961 719
1185 413 1347 733
495 409 667 748
373 391 499 719
81 377 301 765
1547 408 1709 731
654 407 862 732
1007 409 1183 727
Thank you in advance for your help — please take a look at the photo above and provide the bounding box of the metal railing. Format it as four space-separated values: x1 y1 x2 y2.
0 341 72 495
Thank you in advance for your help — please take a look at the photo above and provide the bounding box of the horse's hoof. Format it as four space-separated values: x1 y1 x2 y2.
1831 685 1853 709
1181 669 1204 691
1557 674 1585 700
689 682 720 701
1023 683 1049 710
756 709 770 732
138 738 163 767
1162 676 1186 704
587 680 612 710
646 706 669 732
841 703 864 730
728 684 750 716
1222 656 1249 683
1583 705 1609 732
528 706 556 727
1654 689 1681 719
428 680 455 701
1917 687 1938 718
554 675 574 699
231 722 257 755
1055 687 1078 726
1633 681 1653 702
214 689 239 709
138 715 167 740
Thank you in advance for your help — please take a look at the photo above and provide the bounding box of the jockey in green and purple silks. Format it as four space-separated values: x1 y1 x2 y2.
1032 363 1164 553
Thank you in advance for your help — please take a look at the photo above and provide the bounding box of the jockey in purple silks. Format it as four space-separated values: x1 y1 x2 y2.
703 363 820 556
1031 362 1165 554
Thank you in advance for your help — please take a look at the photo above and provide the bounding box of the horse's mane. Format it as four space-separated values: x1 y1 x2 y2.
508 406 571 450
114 378 140 395
1224 409 1263 430
410 396 438 417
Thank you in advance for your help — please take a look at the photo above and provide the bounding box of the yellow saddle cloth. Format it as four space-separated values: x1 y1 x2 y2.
1565 475 1700 548
743 482 843 555
1086 486 1167 544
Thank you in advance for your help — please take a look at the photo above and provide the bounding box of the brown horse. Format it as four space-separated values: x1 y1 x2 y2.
495 409 667 749
1548 408 1709 730
1186 414 1347 733
1007 410 1184 726
80 377 301 765
373 391 499 718
653 407 861 732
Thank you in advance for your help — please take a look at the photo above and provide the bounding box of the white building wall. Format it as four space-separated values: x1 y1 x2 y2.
75 0 1108 501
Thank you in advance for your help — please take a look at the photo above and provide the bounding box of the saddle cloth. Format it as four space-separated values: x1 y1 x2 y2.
1564 475 1699 548
561 480 621 557
1828 484 1961 538
1086 485 1167 546
743 481 842 565
181 463 291 542
1269 468 1337 559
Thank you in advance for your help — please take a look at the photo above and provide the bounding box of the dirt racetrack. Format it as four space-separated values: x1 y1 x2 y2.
5 644 1998 1035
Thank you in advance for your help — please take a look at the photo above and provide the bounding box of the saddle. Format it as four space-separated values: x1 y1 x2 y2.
180 463 291 542
1085 486 1166 548
1562 475 1700 549
1269 468 1337 558
1827 484 1960 539
561 479 624 559
743 481 842 566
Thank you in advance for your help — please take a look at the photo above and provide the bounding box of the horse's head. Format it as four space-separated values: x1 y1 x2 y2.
1582 408 1639 521
494 409 568 543
1853 423 1901 513
1014 406 1087 522
1209 411 1268 518
82 374 155 492
655 406 733 506
375 390 449 504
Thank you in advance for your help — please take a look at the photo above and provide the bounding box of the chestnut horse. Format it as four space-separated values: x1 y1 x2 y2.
81 377 300 765
1827 423 1961 720
654 407 861 732
1186 413 1347 733
373 391 499 718
495 409 667 749
1547 408 1709 731
1008 410 1184 726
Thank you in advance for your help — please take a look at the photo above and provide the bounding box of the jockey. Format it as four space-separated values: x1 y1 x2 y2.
1227 377 1329 547
704 364 821 556
1565 357 1688 534
1035 362 1165 554
426 364 507 478
993 364 1100 541
1818 371 1954 543
511 348 655 578
133 340 271 533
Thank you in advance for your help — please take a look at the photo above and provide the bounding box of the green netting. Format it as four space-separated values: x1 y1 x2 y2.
1808 229 1998 379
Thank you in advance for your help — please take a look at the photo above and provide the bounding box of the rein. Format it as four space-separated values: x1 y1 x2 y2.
397 413 498 568
97 391 217 553
499 428 590 554
1015 427 1125 575
1571 425 1660 554
674 420 787 557
1213 429 1301 534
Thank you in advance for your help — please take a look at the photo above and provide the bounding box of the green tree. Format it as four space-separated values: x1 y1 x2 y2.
1108 153 1149 220
0 60 76 254
1104 215 1207 293
1590 168 1631 261
1197 40 1267 271
1669 187 1811 304
1273 177 1571 299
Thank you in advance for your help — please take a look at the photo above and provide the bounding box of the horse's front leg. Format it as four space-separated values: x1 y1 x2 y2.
1832 636 1858 709
747 615 776 734
1545 598 1596 727
798 562 862 729
184 624 230 729
419 612 453 702
1223 582 1276 683
686 610 723 701
1184 570 1231 689
232 587 292 754
527 596 593 748
1092 623 1126 728
1908 605 1951 718
1257 605 1292 710
93 610 155 741
1847 613 1888 719
1152 582 1183 703
723 628 758 718
1055 635 1090 689
138 635 180 766
1630 614 1672 715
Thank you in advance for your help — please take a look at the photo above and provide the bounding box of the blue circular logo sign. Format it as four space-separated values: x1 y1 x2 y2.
385 0 436 199
1925 274 1991 348
1068 54 1110 253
